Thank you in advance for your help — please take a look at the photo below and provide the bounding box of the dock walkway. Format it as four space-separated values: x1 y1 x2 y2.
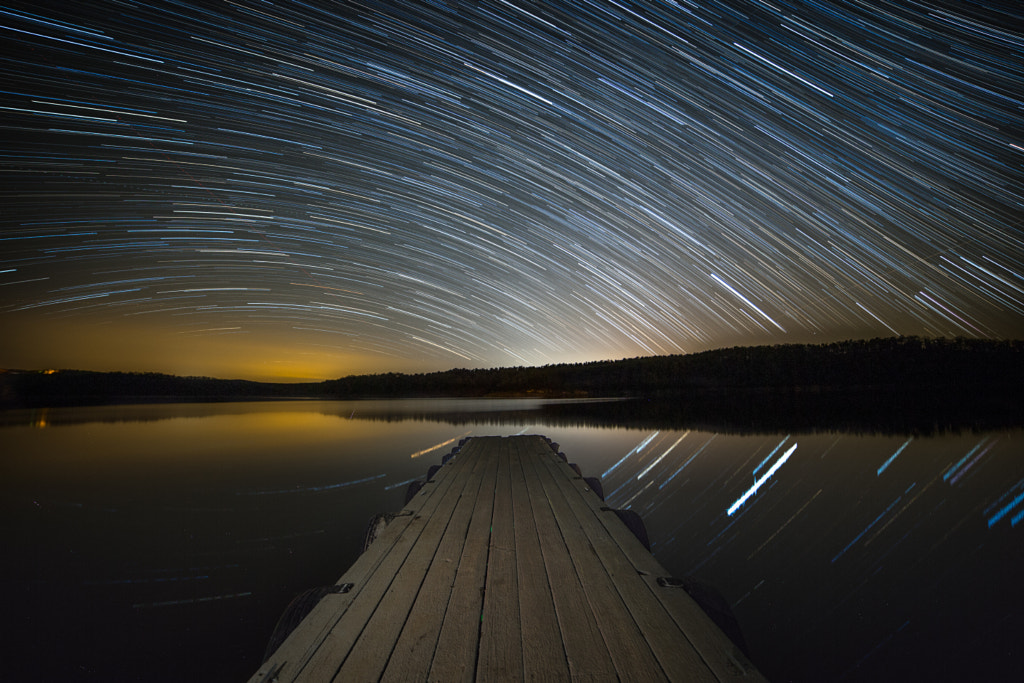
249 435 764 682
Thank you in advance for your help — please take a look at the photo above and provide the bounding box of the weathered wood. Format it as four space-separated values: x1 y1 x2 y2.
509 436 570 681
427 441 500 683
540 446 763 681
530 443 669 682
477 438 524 680
378 443 488 682
251 443 476 683
335 443 485 681
519 438 619 681
533 444 716 682
250 435 767 683
300 453 476 681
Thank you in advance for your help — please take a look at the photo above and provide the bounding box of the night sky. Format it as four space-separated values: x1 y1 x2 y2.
2 1 1022 381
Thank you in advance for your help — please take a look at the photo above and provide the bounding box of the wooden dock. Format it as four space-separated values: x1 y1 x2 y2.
249 435 765 682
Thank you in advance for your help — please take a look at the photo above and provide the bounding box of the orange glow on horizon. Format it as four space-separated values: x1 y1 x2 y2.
0 314 439 382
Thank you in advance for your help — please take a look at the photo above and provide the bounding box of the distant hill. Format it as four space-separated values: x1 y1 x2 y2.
2 336 1021 409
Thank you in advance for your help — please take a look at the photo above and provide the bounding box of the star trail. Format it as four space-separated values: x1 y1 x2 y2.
2 0 1022 380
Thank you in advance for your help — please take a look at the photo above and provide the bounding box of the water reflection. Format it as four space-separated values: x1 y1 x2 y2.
595 427 1024 678
1 399 1021 682
3 388 1018 435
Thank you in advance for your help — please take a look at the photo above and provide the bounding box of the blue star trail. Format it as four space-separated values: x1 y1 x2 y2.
1 1 1022 378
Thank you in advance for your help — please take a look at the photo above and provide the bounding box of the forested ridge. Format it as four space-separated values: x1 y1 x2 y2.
324 336 1022 398
3 336 1020 409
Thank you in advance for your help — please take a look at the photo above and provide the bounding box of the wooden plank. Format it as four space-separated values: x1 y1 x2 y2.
509 435 571 680
250 448 476 683
333 440 489 681
539 445 766 682
320 447 483 681
427 438 500 682
477 437 524 681
519 438 619 681
246 592 356 683
530 442 670 682
260 444 478 682
377 442 490 682
532 444 717 683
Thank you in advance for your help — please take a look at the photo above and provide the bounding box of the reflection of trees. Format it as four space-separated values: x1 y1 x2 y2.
344 391 1021 436
0 392 1016 437
539 390 1022 435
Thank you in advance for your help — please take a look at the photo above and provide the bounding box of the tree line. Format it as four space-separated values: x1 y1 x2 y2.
0 370 320 408
2 336 1021 408
323 336 1023 398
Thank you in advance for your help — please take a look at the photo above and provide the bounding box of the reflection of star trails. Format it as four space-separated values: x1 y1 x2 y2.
988 485 1024 528
638 432 689 479
602 431 659 478
728 443 797 516
410 431 472 458
877 437 913 476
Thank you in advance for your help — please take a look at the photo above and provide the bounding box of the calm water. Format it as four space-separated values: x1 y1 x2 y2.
2 398 1021 682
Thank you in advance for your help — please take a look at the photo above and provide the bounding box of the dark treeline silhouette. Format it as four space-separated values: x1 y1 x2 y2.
2 337 1022 410
323 336 1023 398
0 370 322 408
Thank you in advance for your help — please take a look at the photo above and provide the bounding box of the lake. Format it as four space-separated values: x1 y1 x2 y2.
2 398 1021 681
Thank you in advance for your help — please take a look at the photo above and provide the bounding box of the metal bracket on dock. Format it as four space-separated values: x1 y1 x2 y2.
257 660 284 681
330 583 355 594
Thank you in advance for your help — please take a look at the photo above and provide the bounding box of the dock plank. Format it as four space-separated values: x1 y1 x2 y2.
533 445 717 682
337 442 490 681
510 436 571 681
519 440 619 681
427 439 499 683
477 437 524 681
305 460 475 681
541 449 765 681
250 435 767 683
378 443 489 682
260 443 477 682
530 442 670 682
